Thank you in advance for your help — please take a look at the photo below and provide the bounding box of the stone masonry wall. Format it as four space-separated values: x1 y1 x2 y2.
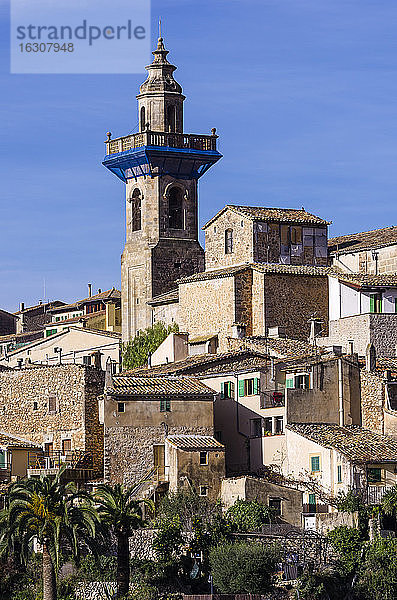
204 211 253 270
0 365 104 477
104 424 213 486
178 275 238 351
360 368 385 433
263 274 329 340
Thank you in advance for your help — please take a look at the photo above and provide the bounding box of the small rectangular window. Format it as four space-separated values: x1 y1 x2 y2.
264 417 273 435
221 381 234 399
199 486 208 496
269 497 282 516
275 416 284 435
368 467 382 483
337 465 342 484
160 399 171 412
199 451 208 465
251 418 262 438
48 396 56 413
311 456 320 473
33 401 38 410
244 378 256 396
83 355 91 365
62 439 71 455
308 493 316 507
117 402 125 413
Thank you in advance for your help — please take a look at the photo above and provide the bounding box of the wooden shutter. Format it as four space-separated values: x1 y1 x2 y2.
304 374 310 389
311 456 320 472
238 380 245 397
165 399 171 411
230 381 235 398
220 382 225 399
370 295 375 313
254 378 260 394
286 376 294 389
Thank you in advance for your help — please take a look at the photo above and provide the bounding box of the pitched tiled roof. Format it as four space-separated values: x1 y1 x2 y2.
128 349 269 377
0 330 43 343
232 336 325 360
50 288 121 313
332 272 397 287
179 263 330 284
47 311 106 327
287 423 397 463
204 205 331 229
14 301 65 315
166 435 224 451
148 288 179 306
328 226 397 254
108 375 215 397
0 431 42 449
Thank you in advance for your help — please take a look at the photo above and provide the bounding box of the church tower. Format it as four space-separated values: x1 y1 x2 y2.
103 35 222 341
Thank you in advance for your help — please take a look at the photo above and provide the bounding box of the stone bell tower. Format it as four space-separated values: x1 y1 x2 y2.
103 35 222 341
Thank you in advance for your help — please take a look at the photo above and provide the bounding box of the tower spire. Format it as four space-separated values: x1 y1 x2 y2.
158 17 162 40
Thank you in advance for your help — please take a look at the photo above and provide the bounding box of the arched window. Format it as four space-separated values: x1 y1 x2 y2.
225 229 233 254
167 105 176 132
168 187 183 229
130 188 141 231
140 106 146 131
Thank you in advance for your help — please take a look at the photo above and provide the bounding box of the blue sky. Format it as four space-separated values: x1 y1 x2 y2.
1 0 397 311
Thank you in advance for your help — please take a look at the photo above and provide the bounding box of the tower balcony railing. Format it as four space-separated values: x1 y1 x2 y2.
105 130 218 155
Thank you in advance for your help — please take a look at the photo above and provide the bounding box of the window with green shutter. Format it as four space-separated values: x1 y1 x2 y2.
220 382 225 399
286 376 294 389
370 295 375 313
337 465 342 483
311 456 320 472
253 378 260 394
308 493 316 507
160 399 171 412
238 380 245 397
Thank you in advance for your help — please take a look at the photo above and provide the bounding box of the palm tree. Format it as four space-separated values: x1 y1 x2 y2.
94 483 153 599
0 467 98 600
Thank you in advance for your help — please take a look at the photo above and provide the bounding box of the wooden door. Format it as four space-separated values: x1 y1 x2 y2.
153 445 165 480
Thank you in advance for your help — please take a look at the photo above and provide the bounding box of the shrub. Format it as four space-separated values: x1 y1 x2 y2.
355 538 397 600
225 499 273 532
327 526 363 573
209 541 280 593
122 322 178 370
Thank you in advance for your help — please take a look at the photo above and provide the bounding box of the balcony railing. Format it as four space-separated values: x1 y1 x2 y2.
302 503 329 514
367 485 394 505
105 130 218 155
261 391 285 409
28 450 93 472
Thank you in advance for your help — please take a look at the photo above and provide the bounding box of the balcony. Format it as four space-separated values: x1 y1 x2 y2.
103 130 222 183
105 130 218 156
261 391 285 409
27 450 93 481
367 485 394 505
302 503 329 514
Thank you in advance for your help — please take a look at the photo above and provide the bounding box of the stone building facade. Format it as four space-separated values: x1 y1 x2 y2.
204 206 330 271
329 226 397 275
0 365 104 477
100 373 216 489
0 309 16 337
177 264 329 350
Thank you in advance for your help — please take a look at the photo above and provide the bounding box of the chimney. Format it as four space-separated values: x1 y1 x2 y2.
365 344 376 372
88 283 92 298
268 326 286 339
348 340 354 355
309 319 322 343
19 302 25 312
98 288 102 294
231 323 246 339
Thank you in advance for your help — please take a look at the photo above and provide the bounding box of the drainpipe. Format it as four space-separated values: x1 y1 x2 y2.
234 373 251 473
338 358 344 426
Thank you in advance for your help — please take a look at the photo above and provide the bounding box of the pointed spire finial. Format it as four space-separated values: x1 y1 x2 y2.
159 17 162 40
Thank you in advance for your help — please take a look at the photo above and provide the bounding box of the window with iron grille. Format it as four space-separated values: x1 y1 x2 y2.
311 456 320 473
199 451 208 465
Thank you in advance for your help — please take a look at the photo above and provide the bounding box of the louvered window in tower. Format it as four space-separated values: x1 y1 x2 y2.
168 187 183 229
130 189 142 231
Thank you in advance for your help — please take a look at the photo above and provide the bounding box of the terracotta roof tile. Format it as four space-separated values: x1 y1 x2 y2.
148 288 179 306
109 375 215 397
178 263 330 284
332 272 397 287
166 435 224 451
0 430 42 449
287 423 397 463
329 226 397 254
204 205 331 229
50 288 121 313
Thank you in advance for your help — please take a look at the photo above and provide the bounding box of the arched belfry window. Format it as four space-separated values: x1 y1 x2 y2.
167 105 176 133
225 229 233 254
168 187 183 230
130 188 141 231
140 106 146 131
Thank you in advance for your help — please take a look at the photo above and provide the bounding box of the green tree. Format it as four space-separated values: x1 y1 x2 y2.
327 526 363 573
209 541 280 594
225 499 273 532
0 468 98 600
381 484 397 519
122 322 179 370
355 538 397 600
94 484 153 599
